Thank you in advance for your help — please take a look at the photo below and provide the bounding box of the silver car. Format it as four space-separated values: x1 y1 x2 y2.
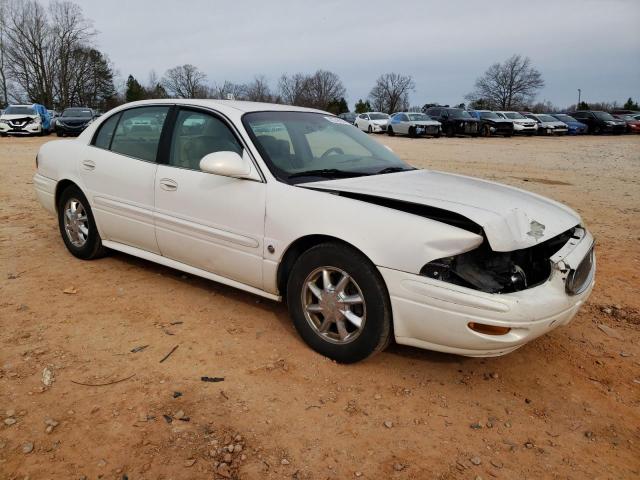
525 114 568 135
387 112 441 137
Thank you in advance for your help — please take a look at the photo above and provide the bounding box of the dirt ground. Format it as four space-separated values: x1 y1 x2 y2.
1 133 639 480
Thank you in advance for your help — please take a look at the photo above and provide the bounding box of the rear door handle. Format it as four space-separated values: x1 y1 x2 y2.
159 178 178 191
81 160 95 171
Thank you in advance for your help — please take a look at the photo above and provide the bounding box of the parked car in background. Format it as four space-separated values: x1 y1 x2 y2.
0 104 51 136
338 112 357 124
612 114 640 134
572 111 626 134
355 112 389 133
387 112 441 138
494 111 537 135
48 110 60 131
524 114 568 135
33 99 595 362
56 107 97 137
424 107 479 137
551 114 587 135
467 110 514 137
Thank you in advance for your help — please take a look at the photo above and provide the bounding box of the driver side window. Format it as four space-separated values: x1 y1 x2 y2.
169 109 242 171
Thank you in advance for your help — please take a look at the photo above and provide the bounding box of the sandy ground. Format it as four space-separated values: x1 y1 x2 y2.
1 133 639 480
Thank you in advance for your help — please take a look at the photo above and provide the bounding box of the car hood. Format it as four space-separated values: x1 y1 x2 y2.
1 113 38 121
58 116 92 123
300 169 581 252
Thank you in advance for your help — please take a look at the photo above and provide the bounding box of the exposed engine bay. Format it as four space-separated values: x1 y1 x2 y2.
420 228 576 293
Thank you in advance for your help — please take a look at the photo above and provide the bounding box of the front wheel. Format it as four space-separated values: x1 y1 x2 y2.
482 125 491 137
387 126 394 136
56 131 63 137
57 185 106 260
367 125 373 134
286 243 392 363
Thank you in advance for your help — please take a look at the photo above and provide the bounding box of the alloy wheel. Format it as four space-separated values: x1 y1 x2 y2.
63 198 89 247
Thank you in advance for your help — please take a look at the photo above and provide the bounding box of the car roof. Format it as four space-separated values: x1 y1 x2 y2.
113 99 327 115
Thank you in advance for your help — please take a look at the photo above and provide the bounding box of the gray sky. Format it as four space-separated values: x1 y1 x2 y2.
78 0 640 109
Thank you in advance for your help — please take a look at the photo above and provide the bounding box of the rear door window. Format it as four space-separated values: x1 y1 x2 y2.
110 106 170 162
93 113 121 150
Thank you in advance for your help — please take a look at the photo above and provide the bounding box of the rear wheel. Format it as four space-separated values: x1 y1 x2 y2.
286 243 392 363
387 126 394 136
57 185 106 260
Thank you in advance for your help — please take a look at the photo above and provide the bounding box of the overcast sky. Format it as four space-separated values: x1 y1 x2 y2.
77 0 639 109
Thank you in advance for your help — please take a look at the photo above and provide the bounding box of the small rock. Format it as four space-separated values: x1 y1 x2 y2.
383 420 393 428
470 422 482 429
184 458 196 467
42 367 55 387
525 398 532 404
174 410 185 419
281 458 290 465
470 457 482 465
6 409 16 417
597 324 623 340
217 463 231 478
490 459 504 469
355 472 363 477
233 444 242 453
234 435 242 442
620 352 632 357
4 418 16 426
223 453 232 463
585 431 593 439
602 307 612 315
393 463 405 471
524 441 534 449
63 286 78 294
374 394 382 400
97 459 107 468
22 442 34 454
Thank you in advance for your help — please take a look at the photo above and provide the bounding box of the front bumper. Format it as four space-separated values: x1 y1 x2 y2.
0 122 42 135
57 123 89 134
371 123 387 133
380 228 595 357
513 123 538 133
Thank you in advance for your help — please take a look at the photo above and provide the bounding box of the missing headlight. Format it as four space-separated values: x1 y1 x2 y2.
421 228 575 294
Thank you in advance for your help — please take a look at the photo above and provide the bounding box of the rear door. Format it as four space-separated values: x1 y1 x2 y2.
80 105 171 253
153 107 266 288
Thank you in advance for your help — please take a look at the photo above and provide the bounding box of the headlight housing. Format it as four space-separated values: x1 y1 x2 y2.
565 246 595 295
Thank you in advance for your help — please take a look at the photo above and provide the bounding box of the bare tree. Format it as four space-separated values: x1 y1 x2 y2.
278 72 309 106
244 75 273 102
211 80 246 100
0 0 10 106
465 54 545 110
161 64 208 98
368 73 414 113
304 70 346 110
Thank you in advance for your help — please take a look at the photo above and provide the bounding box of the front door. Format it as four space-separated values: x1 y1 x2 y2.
154 107 266 288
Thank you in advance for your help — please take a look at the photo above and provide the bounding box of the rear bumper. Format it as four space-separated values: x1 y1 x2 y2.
380 229 595 357
33 173 57 215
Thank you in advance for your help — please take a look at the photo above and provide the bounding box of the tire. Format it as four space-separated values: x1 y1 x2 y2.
387 126 394 136
446 125 455 137
593 126 601 135
57 185 106 260
482 125 491 137
408 126 416 138
0 133 7 137
367 125 372 134
57 131 63 137
504 134 512 138
286 242 392 363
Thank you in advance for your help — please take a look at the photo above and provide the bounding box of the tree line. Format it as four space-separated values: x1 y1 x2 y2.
0 0 636 114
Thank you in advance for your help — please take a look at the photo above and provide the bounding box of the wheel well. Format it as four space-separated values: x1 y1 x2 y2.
54 179 78 212
276 235 368 297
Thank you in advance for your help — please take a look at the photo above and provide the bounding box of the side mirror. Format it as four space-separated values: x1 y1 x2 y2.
199 150 252 179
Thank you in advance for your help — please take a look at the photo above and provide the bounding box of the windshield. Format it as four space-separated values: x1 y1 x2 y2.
369 113 389 120
479 111 500 119
503 112 526 120
62 108 92 118
537 115 557 122
408 113 431 121
448 109 472 119
243 111 411 183
594 111 615 120
5 106 36 115
554 114 576 122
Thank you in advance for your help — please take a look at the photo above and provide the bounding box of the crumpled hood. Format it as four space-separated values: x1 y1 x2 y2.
1 114 38 121
301 169 581 252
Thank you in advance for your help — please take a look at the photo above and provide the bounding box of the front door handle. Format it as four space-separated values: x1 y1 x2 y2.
81 160 95 171
159 178 178 191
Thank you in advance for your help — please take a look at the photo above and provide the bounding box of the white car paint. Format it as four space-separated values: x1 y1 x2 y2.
525 114 569 135
0 106 43 135
495 111 538 134
354 112 389 133
33 99 595 358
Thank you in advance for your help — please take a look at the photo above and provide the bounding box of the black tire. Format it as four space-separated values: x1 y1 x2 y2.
482 125 491 137
593 126 601 135
56 131 63 137
367 125 372 134
0 133 7 137
504 133 512 138
434 132 441 138
57 185 106 260
286 242 392 363
387 126 394 136
408 126 416 138
446 125 455 137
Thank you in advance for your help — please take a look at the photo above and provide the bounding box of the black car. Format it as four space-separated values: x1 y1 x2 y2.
56 107 96 137
572 110 626 134
338 112 357 124
467 110 514 137
424 107 480 137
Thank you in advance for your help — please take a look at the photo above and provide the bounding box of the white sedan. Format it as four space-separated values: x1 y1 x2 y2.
33 100 595 363
354 112 389 133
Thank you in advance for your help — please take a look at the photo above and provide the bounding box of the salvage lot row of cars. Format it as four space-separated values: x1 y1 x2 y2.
0 103 100 137
343 109 640 138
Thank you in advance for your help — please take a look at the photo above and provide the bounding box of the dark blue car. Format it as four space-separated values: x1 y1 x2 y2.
551 114 587 135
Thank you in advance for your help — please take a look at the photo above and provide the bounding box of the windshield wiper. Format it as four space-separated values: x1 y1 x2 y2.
375 166 415 175
288 169 371 179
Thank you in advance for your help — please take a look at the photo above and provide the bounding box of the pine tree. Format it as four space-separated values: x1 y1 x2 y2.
125 75 146 102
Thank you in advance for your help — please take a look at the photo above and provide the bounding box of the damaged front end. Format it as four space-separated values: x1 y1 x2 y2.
420 227 593 295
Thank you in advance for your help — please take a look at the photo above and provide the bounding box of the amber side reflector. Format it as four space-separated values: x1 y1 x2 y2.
468 322 511 336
